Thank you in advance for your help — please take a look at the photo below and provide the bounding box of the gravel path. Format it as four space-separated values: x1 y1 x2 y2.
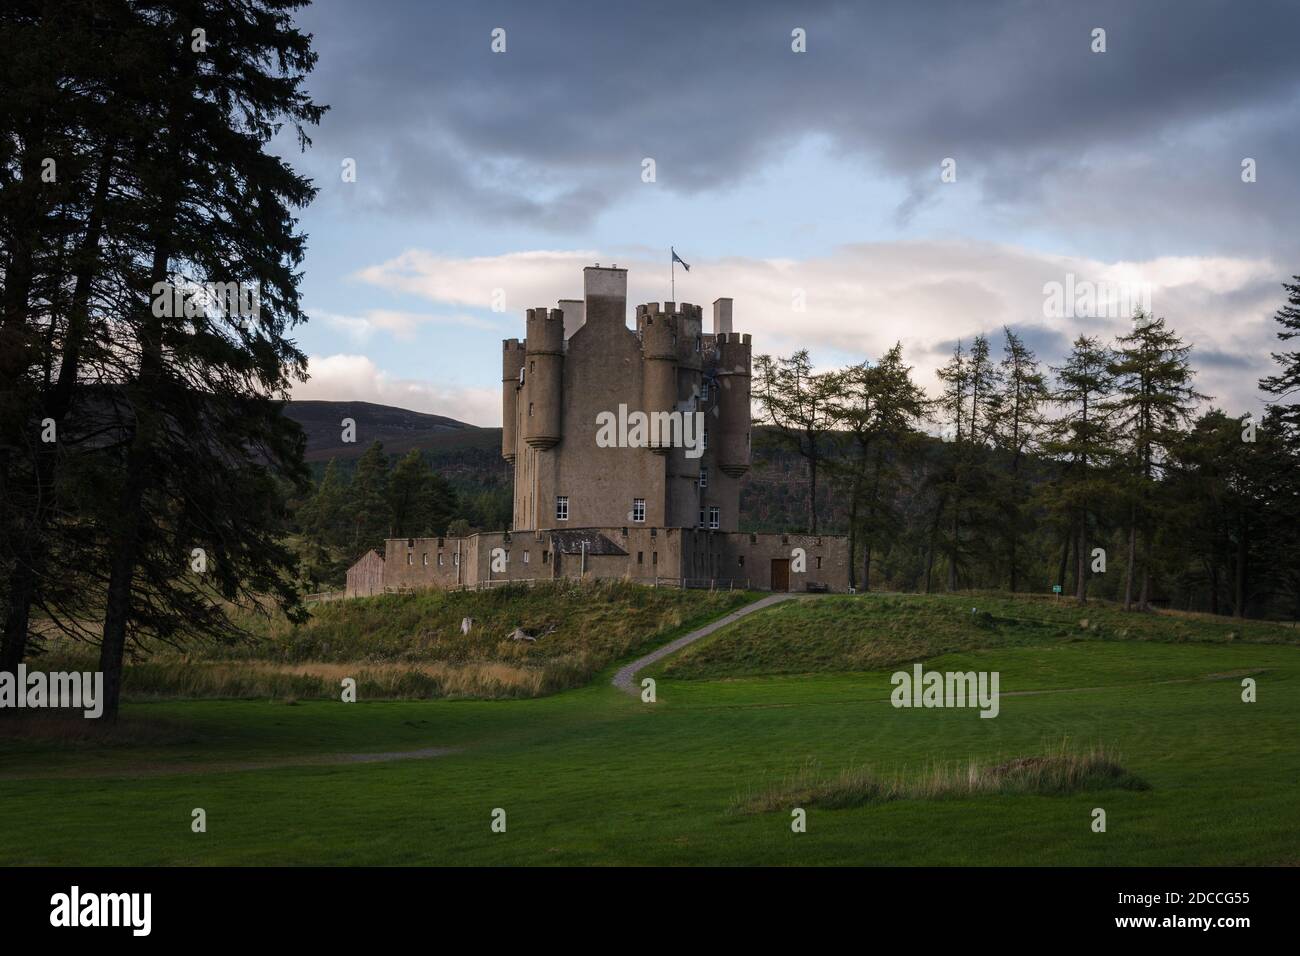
611 592 797 696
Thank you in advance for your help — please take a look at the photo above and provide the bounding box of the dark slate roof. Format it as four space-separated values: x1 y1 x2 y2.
549 530 627 556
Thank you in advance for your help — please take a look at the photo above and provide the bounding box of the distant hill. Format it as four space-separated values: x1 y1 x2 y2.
286 400 500 462
284 399 839 534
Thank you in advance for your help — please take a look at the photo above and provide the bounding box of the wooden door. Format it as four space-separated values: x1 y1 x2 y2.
771 558 790 592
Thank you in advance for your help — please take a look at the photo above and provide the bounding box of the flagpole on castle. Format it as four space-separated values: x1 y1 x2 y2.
670 247 690 302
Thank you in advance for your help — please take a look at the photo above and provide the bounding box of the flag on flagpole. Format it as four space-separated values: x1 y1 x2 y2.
671 247 690 271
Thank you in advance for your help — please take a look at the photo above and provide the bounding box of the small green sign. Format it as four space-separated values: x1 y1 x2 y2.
1052 585 1063 594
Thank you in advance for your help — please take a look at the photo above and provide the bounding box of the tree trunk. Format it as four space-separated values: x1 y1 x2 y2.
1207 559 1219 615
1234 529 1247 619
0 565 36 673
1008 532 1018 593
98 141 178 718
1075 519 1087 604
808 452 819 534
1056 529 1070 591
1123 511 1137 611
1139 527 1152 610
98 276 166 719
947 509 959 591
846 471 860 591
923 494 945 595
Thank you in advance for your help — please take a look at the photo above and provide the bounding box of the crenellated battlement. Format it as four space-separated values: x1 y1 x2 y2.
635 302 704 321
502 339 526 379
525 307 564 354
716 332 752 370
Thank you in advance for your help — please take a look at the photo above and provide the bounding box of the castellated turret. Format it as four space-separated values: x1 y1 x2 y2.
501 339 525 463
523 306 564 449
637 303 676 454
712 299 754 478
714 322 752 479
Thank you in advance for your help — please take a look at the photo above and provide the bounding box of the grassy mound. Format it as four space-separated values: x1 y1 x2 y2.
660 591 1300 680
735 743 1149 814
39 581 756 701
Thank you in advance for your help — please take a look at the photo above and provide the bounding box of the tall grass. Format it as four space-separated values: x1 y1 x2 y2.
734 741 1148 813
31 580 754 701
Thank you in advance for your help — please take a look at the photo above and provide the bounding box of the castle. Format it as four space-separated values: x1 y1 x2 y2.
346 265 849 597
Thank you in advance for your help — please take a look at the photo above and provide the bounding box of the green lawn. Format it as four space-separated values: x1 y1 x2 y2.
2 593 1296 866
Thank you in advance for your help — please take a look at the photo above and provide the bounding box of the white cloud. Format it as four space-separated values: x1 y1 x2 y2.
310 306 500 344
353 243 1284 415
353 249 604 314
294 353 500 427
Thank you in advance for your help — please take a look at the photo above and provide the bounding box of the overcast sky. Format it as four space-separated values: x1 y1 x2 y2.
282 0 1300 426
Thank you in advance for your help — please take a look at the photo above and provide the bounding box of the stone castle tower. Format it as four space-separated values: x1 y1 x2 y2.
501 265 751 533
346 265 849 598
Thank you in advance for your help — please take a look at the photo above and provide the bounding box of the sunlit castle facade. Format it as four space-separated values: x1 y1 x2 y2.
347 265 848 597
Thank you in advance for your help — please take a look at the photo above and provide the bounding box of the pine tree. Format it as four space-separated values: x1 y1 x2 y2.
1259 275 1300 441
91 0 325 717
1042 335 1116 603
931 335 1000 591
929 341 968 591
300 460 349 549
752 349 836 533
387 450 459 537
992 328 1050 591
349 442 392 548
1108 312 1207 610
826 343 926 590
0 1 136 669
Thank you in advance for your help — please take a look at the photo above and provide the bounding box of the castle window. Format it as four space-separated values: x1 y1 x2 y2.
652 552 658 565
637 551 644 565
438 553 444 567
708 507 720 530
529 360 535 374
699 467 708 489
701 381 710 402
816 556 823 569
523 550 530 564
406 553 413 566
695 335 701 352
422 553 428 567
556 496 569 521
738 555 745 567
703 429 708 450
542 550 550 564
632 498 645 523
528 402 534 417
698 509 705 528
454 552 460 566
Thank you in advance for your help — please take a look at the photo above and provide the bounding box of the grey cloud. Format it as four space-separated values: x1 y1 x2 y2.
290 0 1300 246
